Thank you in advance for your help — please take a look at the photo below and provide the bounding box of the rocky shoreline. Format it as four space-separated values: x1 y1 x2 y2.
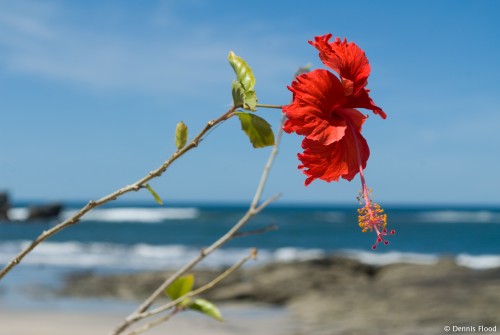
61 256 500 335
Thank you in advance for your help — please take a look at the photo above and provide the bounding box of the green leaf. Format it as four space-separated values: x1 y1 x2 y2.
165 274 194 301
236 112 275 148
145 184 163 205
243 90 257 111
228 52 258 111
175 121 188 150
228 51 255 92
189 298 223 321
231 80 245 107
232 83 258 111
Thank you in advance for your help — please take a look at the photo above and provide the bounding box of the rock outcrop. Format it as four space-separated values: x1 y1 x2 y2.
27 203 63 220
60 256 500 334
0 192 10 220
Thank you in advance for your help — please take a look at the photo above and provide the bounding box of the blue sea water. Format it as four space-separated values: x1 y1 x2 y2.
2 202 500 268
1 202 500 309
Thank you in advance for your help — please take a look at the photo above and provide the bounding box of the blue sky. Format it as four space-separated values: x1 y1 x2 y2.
1 0 499 205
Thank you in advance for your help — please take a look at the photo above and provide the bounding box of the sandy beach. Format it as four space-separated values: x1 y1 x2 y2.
3 256 500 335
1 303 292 335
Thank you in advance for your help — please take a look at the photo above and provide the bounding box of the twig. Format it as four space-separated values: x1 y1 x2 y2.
0 106 238 281
125 250 256 335
255 103 283 109
251 115 285 210
125 310 179 335
137 248 256 323
110 116 286 335
111 197 279 335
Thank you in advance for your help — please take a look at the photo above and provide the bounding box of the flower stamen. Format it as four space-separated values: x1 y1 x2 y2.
347 120 395 249
357 187 395 249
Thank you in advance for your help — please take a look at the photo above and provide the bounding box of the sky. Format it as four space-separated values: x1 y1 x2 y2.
0 0 499 205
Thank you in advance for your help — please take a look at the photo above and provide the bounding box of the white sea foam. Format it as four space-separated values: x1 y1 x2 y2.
0 241 271 270
7 207 199 223
418 210 500 223
73 207 200 222
7 208 30 221
455 254 500 270
340 250 500 270
0 241 324 270
273 247 325 262
83 207 201 223
1 241 499 271
339 250 440 266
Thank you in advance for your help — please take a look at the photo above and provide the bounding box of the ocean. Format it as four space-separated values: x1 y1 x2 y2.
1 202 500 309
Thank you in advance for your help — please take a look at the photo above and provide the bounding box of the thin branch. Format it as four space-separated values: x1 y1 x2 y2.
256 193 282 212
110 116 286 335
111 195 278 335
125 250 256 335
125 309 179 335
0 106 238 281
255 103 283 109
139 248 256 321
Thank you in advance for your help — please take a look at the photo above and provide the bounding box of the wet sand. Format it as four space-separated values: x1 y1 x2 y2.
1 303 292 335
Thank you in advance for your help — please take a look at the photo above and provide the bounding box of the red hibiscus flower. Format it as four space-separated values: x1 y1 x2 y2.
309 34 386 119
283 34 394 249
283 68 370 185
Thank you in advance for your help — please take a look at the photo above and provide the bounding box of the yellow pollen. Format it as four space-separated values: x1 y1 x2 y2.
358 201 387 233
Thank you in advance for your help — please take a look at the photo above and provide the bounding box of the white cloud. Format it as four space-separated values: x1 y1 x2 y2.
0 1 302 96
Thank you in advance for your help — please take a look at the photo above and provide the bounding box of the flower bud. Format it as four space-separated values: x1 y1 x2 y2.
175 121 188 150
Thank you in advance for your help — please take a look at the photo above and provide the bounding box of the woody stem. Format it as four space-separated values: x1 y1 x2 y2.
255 103 283 109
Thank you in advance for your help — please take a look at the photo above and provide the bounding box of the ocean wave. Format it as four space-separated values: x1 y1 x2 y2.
74 207 200 222
455 254 500 270
1 241 499 271
0 241 237 270
7 208 30 221
417 210 500 223
0 241 325 270
8 207 200 223
273 247 325 262
339 249 500 270
339 250 440 266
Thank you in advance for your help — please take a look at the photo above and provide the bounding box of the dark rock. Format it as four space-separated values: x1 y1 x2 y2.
0 192 10 221
209 256 377 304
59 256 376 304
27 203 63 220
288 260 500 335
59 256 500 335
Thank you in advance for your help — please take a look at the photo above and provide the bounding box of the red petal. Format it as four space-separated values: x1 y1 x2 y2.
308 34 342 74
282 69 348 145
298 109 370 185
346 89 387 119
309 34 386 119
309 35 369 94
